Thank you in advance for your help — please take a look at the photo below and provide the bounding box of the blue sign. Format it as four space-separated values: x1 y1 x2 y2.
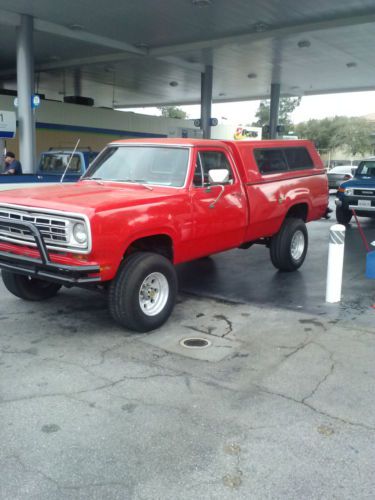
13 95 41 109
32 95 41 108
0 111 16 138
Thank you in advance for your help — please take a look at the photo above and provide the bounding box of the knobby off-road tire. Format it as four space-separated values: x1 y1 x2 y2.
1 270 61 301
108 252 178 333
270 217 308 272
336 206 352 225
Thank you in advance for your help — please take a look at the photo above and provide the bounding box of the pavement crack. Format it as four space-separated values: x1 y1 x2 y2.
213 314 233 337
283 340 312 359
0 372 189 405
185 325 217 336
4 454 62 490
302 355 335 404
257 386 375 431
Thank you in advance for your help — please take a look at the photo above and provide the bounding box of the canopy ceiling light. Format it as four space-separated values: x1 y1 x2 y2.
253 22 269 32
192 0 212 6
69 24 84 31
297 39 311 48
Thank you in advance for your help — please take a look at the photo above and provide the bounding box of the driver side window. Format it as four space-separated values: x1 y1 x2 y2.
193 151 233 187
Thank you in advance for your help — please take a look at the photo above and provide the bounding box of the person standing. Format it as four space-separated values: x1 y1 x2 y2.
2 151 22 175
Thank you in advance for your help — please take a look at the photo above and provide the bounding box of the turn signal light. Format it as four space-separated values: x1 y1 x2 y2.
338 187 345 193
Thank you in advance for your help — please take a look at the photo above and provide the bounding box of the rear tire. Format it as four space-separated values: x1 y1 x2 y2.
1 271 61 301
270 217 308 272
108 252 177 333
336 206 352 225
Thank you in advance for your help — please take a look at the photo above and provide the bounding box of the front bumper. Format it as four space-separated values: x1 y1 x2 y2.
0 217 100 284
335 196 375 212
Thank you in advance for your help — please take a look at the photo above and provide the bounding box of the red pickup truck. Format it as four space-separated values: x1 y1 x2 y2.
0 139 328 332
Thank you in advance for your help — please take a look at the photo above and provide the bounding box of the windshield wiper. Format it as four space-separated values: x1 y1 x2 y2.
81 177 105 185
120 179 153 190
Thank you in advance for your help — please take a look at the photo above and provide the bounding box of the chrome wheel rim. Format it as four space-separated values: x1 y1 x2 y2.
290 230 305 261
139 272 169 316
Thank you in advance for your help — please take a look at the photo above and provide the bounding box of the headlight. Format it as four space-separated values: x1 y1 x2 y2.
344 188 354 196
72 222 88 244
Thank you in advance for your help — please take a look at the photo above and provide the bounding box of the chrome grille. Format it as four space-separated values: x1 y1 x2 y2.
0 207 69 247
353 189 375 197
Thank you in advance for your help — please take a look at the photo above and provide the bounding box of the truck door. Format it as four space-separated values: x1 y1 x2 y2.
189 149 247 258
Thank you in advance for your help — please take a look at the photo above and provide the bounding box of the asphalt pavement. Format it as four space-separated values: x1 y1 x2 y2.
1 201 374 499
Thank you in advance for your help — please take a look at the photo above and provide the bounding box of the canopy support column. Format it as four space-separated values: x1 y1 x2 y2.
200 65 213 139
269 83 280 140
17 14 36 173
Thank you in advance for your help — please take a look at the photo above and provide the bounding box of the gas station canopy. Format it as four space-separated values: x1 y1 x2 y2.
1 0 375 108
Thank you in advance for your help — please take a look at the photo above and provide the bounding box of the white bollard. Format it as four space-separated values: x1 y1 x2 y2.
325 224 346 303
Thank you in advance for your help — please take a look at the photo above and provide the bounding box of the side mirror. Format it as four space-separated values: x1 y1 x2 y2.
208 169 229 184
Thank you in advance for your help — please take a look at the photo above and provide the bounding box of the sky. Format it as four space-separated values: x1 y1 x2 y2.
122 90 375 126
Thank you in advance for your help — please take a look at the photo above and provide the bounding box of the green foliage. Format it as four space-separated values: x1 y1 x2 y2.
252 97 301 137
295 116 374 156
158 106 188 119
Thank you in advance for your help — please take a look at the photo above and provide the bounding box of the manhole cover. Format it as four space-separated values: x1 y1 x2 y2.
180 337 212 349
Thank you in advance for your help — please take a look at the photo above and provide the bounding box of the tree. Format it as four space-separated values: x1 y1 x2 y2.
331 117 374 156
295 116 374 156
295 118 336 151
158 106 188 119
252 97 301 136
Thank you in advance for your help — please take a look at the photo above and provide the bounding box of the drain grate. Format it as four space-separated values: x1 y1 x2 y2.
180 337 212 349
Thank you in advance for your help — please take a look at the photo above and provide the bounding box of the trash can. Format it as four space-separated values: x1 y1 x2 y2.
366 251 375 279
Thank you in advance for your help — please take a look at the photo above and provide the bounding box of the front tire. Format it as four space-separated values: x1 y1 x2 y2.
336 206 352 225
108 252 177 333
1 271 61 301
270 217 308 271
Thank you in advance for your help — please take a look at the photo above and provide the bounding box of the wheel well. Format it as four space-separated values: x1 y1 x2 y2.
125 235 173 261
286 203 308 221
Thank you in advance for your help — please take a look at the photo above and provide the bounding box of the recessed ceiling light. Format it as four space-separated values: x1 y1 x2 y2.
346 62 357 68
169 81 178 87
253 22 269 33
135 42 149 49
192 0 212 6
69 24 84 31
247 73 257 79
218 92 226 96
297 40 311 48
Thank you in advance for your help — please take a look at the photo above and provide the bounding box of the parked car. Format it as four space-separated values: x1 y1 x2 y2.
327 165 357 189
0 138 328 332
0 148 98 189
335 157 375 224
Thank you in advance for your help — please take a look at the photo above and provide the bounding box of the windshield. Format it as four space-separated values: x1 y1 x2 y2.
83 146 189 187
356 161 375 178
38 153 82 174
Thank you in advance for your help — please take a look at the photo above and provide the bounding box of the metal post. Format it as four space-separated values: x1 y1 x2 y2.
16 14 36 174
325 224 346 303
200 65 213 139
0 139 5 172
269 83 280 139
74 68 81 96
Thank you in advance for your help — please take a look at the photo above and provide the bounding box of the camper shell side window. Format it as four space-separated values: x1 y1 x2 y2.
254 147 314 175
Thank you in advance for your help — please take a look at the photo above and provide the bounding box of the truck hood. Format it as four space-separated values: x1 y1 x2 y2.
341 176 375 189
0 181 182 215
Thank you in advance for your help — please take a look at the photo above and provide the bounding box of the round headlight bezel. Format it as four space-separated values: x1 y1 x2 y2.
72 222 88 245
